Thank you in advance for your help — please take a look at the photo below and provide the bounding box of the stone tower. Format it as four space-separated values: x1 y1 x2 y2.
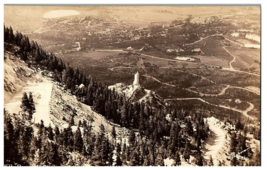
133 71 140 87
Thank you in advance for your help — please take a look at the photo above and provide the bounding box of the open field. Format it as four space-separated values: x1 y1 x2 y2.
195 55 229 68
200 37 232 61
188 68 260 87
193 84 228 94
142 53 198 68
226 47 260 74
186 36 232 62
168 99 246 122
204 97 250 111
59 50 124 60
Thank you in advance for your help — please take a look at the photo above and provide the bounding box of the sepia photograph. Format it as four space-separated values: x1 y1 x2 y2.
3 3 261 167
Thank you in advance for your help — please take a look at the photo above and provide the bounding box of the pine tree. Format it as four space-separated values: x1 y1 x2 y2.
21 92 30 113
111 126 116 144
28 92 36 119
155 153 164 166
4 110 15 164
175 151 181 166
70 116 75 126
231 157 238 166
108 151 114 166
47 125 54 140
230 132 238 152
209 155 214 166
116 155 123 166
129 129 135 147
54 126 60 142
100 137 109 165
74 127 83 153
197 155 204 166
116 142 121 154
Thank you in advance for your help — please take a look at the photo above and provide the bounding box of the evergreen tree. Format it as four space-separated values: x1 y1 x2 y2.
47 125 54 140
175 151 181 166
74 127 83 153
108 151 114 166
197 155 204 166
209 155 214 166
129 129 135 147
20 92 30 113
70 116 75 126
112 126 116 141
116 155 123 166
28 92 36 119
4 111 15 164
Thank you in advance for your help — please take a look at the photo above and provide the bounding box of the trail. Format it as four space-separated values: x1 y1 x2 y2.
204 117 227 166
222 44 260 77
143 74 176 87
95 49 124 52
186 84 260 97
140 53 192 63
184 34 212 46
4 74 54 127
165 98 256 120
185 85 230 97
184 33 260 77
229 86 260 95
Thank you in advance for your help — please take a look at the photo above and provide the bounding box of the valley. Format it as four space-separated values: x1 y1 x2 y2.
4 5 261 167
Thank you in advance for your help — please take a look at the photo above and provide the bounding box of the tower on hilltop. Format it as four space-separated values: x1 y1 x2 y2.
133 71 140 87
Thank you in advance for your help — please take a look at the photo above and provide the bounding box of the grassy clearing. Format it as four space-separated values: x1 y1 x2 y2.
186 36 232 62
59 51 123 60
142 55 198 68
188 68 260 87
195 84 227 94
227 47 260 73
204 97 250 111
200 37 232 61
195 55 229 68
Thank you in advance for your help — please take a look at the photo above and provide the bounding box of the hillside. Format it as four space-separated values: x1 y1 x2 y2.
4 25 260 167
4 50 35 103
108 82 166 108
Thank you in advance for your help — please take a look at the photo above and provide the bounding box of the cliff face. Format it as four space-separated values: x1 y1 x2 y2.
4 51 35 103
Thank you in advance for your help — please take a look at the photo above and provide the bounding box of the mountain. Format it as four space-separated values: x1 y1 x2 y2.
4 25 259 167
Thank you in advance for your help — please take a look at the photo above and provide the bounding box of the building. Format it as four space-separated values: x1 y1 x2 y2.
133 71 140 87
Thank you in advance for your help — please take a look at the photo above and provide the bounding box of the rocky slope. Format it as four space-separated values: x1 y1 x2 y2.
108 83 167 109
4 51 36 103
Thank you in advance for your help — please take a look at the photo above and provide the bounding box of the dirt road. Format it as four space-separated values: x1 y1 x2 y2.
204 117 227 166
143 74 176 87
4 74 54 127
165 98 256 120
185 85 230 97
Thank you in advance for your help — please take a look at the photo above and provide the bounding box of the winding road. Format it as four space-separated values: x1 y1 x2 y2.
204 117 227 166
184 33 260 77
165 98 256 120
185 85 230 97
143 74 176 87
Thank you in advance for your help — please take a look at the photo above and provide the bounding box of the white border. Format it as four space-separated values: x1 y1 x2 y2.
1 1 265 169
